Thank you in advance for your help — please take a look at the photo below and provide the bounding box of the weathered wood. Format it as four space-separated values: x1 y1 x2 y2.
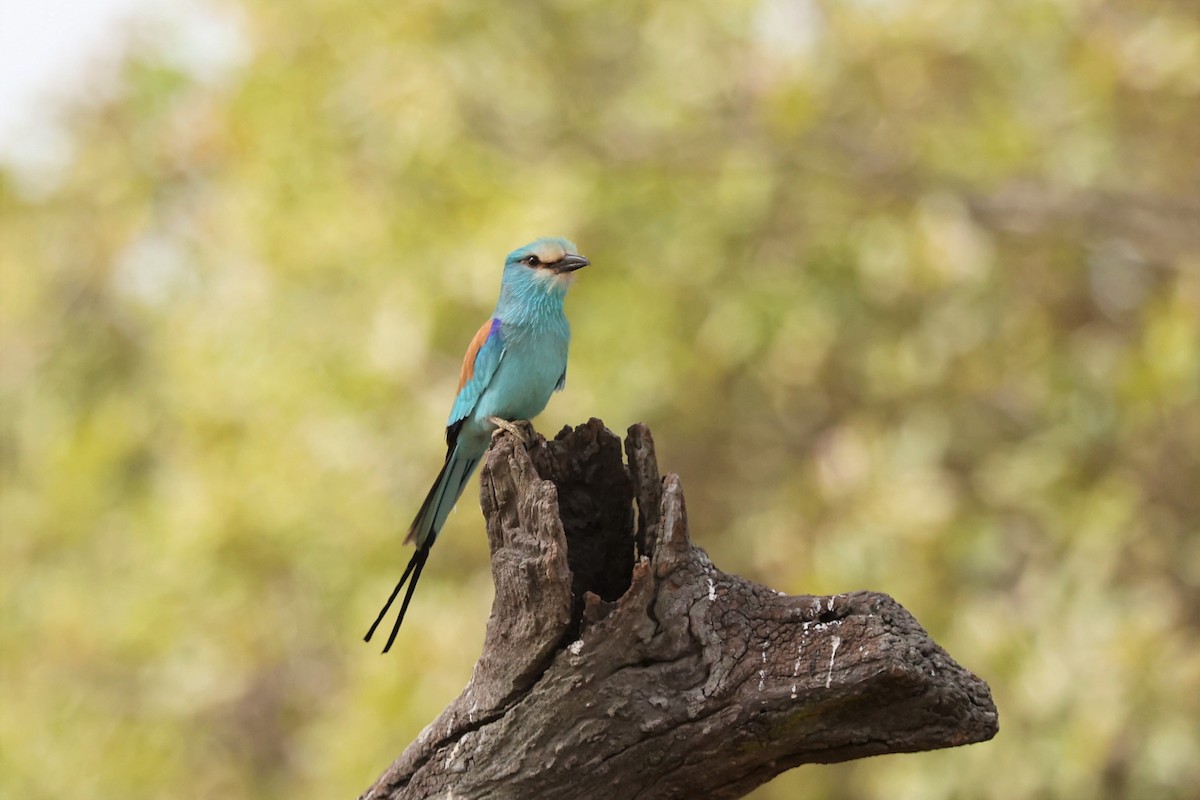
362 419 998 800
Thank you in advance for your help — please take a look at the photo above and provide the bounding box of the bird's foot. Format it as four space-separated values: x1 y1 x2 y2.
487 417 529 445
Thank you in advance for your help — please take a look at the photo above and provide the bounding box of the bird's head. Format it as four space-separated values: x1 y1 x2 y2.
503 237 589 294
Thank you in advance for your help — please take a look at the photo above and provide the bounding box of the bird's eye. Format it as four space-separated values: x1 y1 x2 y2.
524 255 541 266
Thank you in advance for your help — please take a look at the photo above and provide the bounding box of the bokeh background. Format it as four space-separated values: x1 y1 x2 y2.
2 0 1199 798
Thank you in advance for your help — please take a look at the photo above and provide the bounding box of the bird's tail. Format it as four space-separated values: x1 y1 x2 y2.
363 544 430 653
364 447 481 653
404 447 481 549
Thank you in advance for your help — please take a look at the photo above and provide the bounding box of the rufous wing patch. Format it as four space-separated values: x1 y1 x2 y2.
458 318 500 391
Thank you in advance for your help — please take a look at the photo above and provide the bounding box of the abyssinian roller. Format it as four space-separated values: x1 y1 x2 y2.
365 237 588 652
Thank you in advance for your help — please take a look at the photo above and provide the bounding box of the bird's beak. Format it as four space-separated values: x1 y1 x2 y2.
553 254 590 273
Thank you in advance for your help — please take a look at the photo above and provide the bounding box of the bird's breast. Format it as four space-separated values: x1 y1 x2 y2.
473 323 568 422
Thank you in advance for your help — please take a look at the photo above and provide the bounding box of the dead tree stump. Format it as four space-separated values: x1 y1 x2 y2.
361 419 998 800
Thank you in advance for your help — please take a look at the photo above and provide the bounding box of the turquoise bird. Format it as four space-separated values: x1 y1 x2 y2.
365 237 589 652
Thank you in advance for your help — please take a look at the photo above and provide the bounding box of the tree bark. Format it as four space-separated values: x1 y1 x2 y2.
361 419 998 800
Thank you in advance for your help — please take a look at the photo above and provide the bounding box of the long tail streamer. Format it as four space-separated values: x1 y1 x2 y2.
364 545 431 653
367 443 481 652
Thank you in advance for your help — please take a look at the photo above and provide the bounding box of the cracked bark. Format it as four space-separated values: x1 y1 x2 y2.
361 419 998 800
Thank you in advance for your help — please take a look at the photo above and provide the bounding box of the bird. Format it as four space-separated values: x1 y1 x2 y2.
365 237 589 653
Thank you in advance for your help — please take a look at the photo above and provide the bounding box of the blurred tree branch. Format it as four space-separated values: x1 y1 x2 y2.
967 183 1200 265
360 420 998 800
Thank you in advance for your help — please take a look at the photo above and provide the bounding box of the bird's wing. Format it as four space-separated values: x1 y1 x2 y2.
554 367 567 392
445 317 505 446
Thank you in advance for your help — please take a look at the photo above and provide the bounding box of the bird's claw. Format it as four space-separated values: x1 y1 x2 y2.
487 417 529 445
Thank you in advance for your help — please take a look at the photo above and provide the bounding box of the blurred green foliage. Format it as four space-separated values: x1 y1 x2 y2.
2 0 1199 797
